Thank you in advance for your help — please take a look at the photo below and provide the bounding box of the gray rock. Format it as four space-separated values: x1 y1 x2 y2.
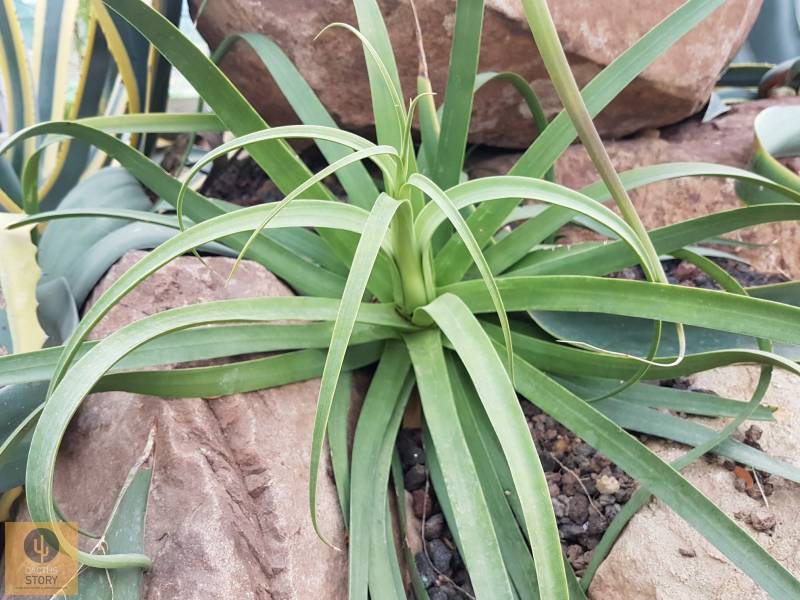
415 552 437 588
568 495 590 523
427 538 454 574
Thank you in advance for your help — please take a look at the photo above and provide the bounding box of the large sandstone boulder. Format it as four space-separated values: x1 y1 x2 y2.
588 367 800 599
190 0 761 148
468 97 800 278
19 252 349 599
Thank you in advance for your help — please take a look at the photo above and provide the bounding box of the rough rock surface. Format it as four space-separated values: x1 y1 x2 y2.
189 0 760 148
588 367 800 599
24 252 348 600
468 97 800 278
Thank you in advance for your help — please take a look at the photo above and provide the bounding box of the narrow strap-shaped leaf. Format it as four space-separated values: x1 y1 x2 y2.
481 321 800 382
95 343 383 397
592 398 800 482
25 296 410 570
329 371 353 520
404 329 515 600
78 112 226 133
450 358 589 600
102 0 329 199
419 175 658 277
418 294 567 598
407 173 514 375
510 203 800 277
0 121 348 297
509 351 800 598
348 341 412 600
369 498 407 600
367 367 412 600
474 70 554 181
443 276 800 347
211 33 380 208
432 0 484 189
487 162 800 275
352 0 404 149
556 375 775 421
434 0 726 283
74 436 153 600
0 322 396 387
389 452 431 600
582 249 775 588
174 124 398 228
520 0 667 288
309 193 401 545
42 198 386 395
446 357 540 599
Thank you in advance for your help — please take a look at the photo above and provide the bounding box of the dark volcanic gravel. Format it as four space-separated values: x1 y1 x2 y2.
612 257 789 288
396 404 637 598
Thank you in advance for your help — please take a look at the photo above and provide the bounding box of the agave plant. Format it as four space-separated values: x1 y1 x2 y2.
2 0 800 598
0 0 193 351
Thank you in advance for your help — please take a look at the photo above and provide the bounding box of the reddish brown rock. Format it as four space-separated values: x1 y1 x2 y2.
25 252 349 600
468 97 800 278
189 0 761 148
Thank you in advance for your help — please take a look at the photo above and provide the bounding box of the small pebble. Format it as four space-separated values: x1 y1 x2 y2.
568 495 590 523
404 464 428 491
597 494 616 507
427 538 454 574
575 443 594 457
745 424 763 443
428 589 449 600
596 474 620 495
397 430 425 467
415 553 436 587
604 503 621 520
566 544 583 563
424 513 445 540
586 512 607 536
678 547 696 558
750 507 777 532
560 523 587 541
551 496 568 519
452 568 469 586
